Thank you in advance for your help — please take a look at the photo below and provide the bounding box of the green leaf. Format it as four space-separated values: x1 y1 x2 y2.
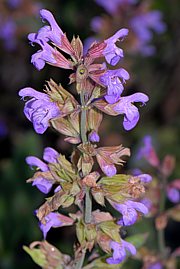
76 221 85 244
99 221 121 243
91 191 105 206
23 245 46 267
99 174 129 185
125 233 148 249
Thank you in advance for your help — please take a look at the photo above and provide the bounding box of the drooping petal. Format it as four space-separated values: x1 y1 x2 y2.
115 203 138 226
40 9 63 45
122 239 136 255
107 239 136 265
19 87 48 100
103 28 129 65
113 93 149 130
26 156 48 171
126 200 149 215
32 177 53 194
39 212 62 238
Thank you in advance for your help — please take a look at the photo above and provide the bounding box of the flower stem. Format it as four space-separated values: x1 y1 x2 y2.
75 249 86 269
80 92 87 144
158 173 167 258
80 91 92 224
85 186 92 223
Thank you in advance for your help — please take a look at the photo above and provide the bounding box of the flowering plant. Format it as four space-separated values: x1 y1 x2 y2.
85 0 166 56
132 135 180 269
20 9 151 268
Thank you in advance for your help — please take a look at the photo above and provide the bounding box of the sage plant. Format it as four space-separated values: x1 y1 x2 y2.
20 9 150 268
136 136 180 269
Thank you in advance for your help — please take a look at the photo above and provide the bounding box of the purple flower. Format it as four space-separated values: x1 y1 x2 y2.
39 212 63 238
43 147 59 163
26 156 49 172
167 180 180 201
26 147 59 193
0 18 17 51
90 16 103 33
7 0 22 8
103 28 129 66
130 11 166 56
137 135 152 158
114 200 148 226
95 0 136 15
140 198 152 211
113 93 149 130
148 262 163 269
28 33 57 70
137 135 159 166
129 169 152 183
167 186 180 203
138 174 152 183
89 130 100 143
100 68 130 104
107 239 136 264
39 9 64 46
19 87 60 134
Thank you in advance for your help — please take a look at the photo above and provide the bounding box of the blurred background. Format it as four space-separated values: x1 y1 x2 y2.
0 0 179 268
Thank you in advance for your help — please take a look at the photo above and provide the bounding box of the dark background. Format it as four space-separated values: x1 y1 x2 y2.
0 0 179 268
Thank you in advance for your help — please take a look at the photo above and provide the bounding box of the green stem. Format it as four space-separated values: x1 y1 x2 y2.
75 250 86 269
85 187 92 223
80 92 87 144
158 173 167 258
80 91 92 224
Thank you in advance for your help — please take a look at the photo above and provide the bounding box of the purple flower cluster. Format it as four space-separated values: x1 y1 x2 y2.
130 11 166 56
21 10 151 266
92 1 166 56
19 9 149 133
26 147 59 193
95 0 136 15
0 18 17 51
19 87 60 134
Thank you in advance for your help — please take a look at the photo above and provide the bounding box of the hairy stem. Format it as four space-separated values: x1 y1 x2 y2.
80 92 87 144
75 250 86 269
80 92 92 223
85 186 92 223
